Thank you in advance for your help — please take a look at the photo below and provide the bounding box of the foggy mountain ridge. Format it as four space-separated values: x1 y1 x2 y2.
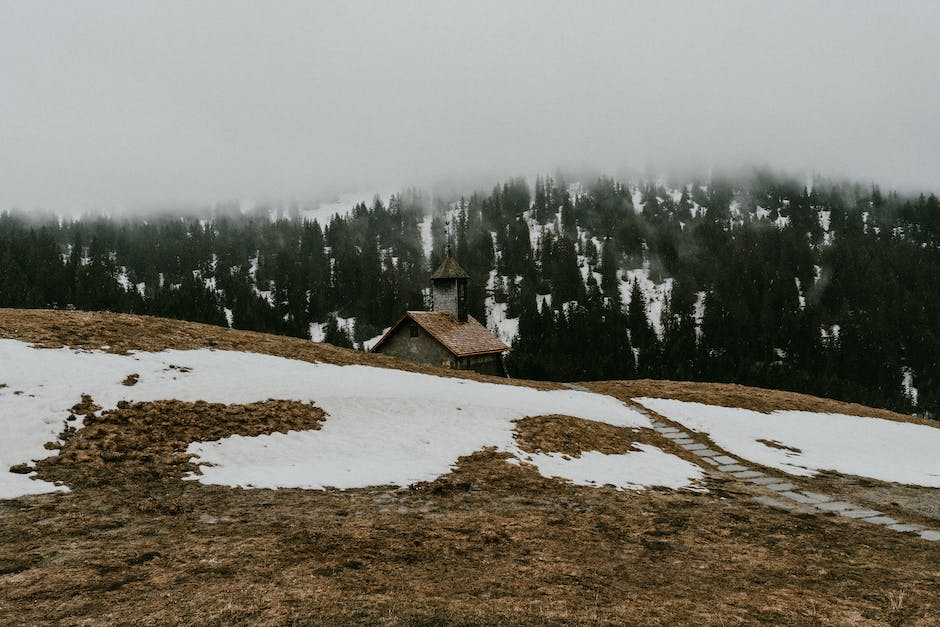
1 170 937 419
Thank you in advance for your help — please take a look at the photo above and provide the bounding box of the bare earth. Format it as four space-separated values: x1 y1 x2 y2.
1 309 938 625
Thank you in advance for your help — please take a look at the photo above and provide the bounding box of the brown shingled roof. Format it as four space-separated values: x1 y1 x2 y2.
370 311 509 357
430 250 470 280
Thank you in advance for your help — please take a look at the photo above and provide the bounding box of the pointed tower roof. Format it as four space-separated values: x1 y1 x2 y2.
430 245 470 280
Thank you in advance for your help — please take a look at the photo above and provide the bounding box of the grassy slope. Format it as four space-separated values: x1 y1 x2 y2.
0 309 938 625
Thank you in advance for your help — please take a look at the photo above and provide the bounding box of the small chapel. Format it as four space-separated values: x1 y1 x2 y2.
369 247 509 376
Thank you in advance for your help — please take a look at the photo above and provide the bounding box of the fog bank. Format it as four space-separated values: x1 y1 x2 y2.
1 1 938 211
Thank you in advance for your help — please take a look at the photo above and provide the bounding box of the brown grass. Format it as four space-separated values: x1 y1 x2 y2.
35 399 324 490
514 414 646 456
589 379 933 426
512 415 699 465
0 308 561 390
2 433 939 625
1 309 939 625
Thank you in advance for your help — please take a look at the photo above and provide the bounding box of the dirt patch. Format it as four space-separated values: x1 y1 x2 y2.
121 373 139 386
513 414 645 456
590 379 933 427
35 399 325 490
512 414 696 465
0 308 561 390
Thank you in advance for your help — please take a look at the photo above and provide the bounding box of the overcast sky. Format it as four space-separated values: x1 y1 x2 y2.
1 1 939 211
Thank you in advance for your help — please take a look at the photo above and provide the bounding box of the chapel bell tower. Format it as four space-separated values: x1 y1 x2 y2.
430 245 470 323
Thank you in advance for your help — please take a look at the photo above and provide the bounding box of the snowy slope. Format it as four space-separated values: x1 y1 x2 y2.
299 190 394 225
0 340 705 498
635 398 940 486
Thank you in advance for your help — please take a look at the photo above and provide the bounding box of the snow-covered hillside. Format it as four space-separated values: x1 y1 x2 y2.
0 340 703 499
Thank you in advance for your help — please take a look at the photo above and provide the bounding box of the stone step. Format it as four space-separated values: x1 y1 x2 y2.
751 476 784 485
861 515 898 526
801 491 832 503
815 501 858 513
841 509 882 519
779 491 824 504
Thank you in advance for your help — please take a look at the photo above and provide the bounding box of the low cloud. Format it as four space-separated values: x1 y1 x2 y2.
1 1 938 211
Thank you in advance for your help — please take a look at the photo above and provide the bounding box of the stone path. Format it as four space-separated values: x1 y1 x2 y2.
636 405 940 543
560 383 939 542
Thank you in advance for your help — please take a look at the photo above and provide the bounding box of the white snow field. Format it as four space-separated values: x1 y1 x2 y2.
635 398 940 487
0 339 703 498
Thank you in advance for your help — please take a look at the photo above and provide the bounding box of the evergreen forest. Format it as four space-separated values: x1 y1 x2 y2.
1 172 938 419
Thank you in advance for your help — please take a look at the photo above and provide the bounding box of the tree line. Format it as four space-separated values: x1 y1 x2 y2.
0 172 937 418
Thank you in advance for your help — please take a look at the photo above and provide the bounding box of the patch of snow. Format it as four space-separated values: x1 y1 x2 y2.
630 186 645 214
901 368 918 407
794 277 806 309
309 315 355 344
485 299 519 345
362 327 390 352
694 291 707 327
223 308 233 328
525 211 543 250
634 398 940 486
0 340 689 499
116 267 131 291
522 445 704 491
818 210 831 232
619 268 673 338
300 190 392 225
419 215 433 261
536 293 552 310
755 205 770 220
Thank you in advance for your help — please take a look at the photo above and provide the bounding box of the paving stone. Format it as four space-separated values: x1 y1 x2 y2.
766 482 797 492
655 427 680 434
779 491 818 504
663 432 689 440
673 438 694 445
752 496 798 511
693 449 719 457
731 470 764 479
681 443 707 451
702 457 720 466
718 464 749 473
887 523 924 533
815 501 857 513
801 491 832 503
840 508 881 519
793 492 832 504
712 455 737 465
750 476 784 485
919 530 940 542
862 515 898 526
